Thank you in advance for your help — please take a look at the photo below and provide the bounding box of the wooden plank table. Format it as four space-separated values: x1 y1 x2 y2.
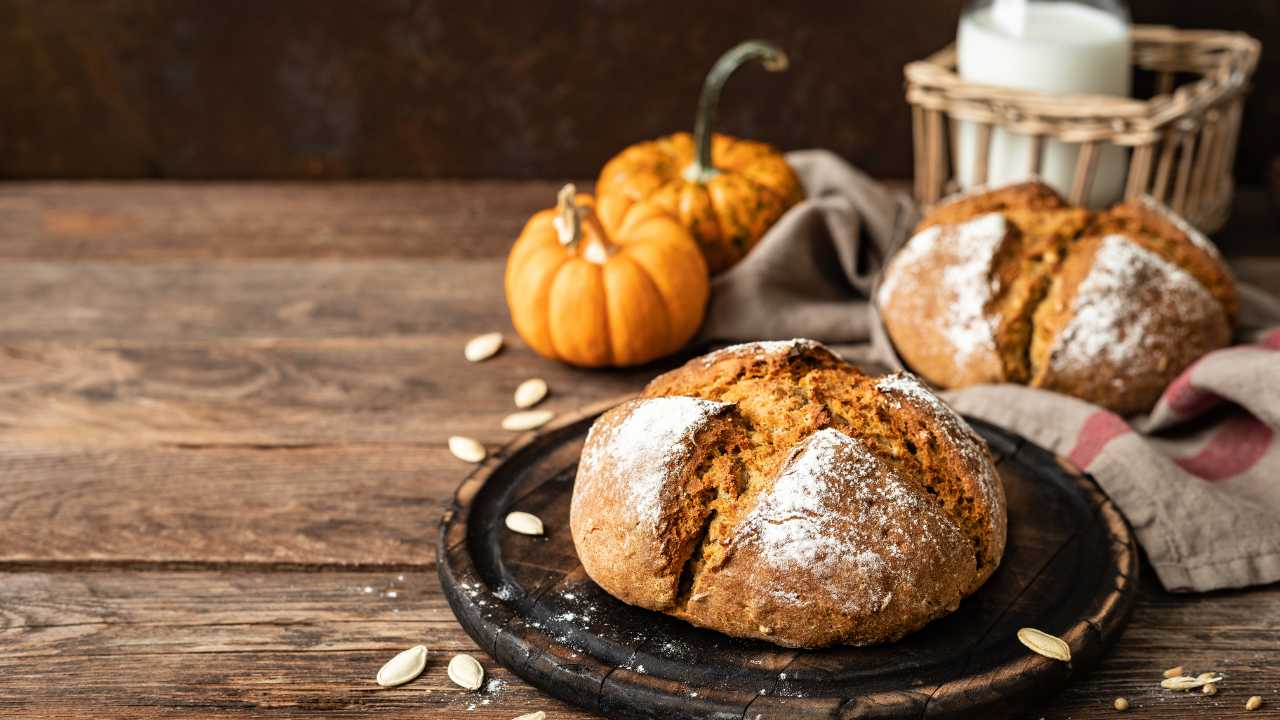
1 181 1277 719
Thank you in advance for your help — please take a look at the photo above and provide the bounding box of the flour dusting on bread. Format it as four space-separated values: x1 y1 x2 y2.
1050 235 1219 374
878 213 1007 361
698 338 824 367
735 429 911 613
578 396 731 524
876 372 957 421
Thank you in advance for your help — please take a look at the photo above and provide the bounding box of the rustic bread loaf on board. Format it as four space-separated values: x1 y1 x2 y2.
877 182 1235 414
569 339 1006 649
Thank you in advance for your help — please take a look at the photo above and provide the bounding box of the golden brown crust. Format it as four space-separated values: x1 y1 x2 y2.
878 184 1236 414
1089 199 1239 321
915 181 1072 233
873 373 1007 582
570 340 1007 648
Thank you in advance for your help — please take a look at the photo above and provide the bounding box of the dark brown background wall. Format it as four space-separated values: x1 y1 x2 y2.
0 0 1273 180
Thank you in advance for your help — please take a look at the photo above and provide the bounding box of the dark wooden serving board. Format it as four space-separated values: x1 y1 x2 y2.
438 398 1139 720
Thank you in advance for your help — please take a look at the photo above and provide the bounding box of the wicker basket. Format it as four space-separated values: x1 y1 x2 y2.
905 25 1260 232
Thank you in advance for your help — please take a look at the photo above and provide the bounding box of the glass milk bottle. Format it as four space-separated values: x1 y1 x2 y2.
954 0 1131 207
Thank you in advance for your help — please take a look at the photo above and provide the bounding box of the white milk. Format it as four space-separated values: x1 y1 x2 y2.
955 0 1131 206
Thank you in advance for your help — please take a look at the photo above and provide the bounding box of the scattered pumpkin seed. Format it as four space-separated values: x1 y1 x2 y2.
1114 697 1129 711
512 713 546 720
375 645 427 687
449 436 486 463
1016 627 1071 662
1197 671 1219 682
465 333 503 362
505 511 544 536
1161 673 1223 691
1246 695 1263 711
501 409 555 431
448 653 485 691
514 378 548 408
1202 683 1218 695
1164 665 1185 678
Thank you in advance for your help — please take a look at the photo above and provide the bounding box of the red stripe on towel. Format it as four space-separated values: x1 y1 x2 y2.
1068 410 1132 469
1173 415 1274 482
1163 367 1221 417
1262 327 1280 349
1161 329 1280 417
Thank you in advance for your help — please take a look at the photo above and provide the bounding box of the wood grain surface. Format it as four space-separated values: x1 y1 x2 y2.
1 181 1278 719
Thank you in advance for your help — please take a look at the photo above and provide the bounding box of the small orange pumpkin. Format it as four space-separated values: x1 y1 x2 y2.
597 40 804 275
505 184 709 367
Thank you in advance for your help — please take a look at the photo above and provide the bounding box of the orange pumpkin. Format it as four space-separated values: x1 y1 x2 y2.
597 40 804 274
504 184 709 367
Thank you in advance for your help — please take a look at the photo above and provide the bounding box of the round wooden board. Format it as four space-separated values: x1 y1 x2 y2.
438 397 1139 720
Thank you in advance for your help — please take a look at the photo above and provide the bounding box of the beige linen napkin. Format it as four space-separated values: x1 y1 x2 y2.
698 150 918 344
703 150 1280 592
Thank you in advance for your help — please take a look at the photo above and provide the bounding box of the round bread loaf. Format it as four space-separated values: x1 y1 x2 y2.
569 339 1006 648
877 182 1235 414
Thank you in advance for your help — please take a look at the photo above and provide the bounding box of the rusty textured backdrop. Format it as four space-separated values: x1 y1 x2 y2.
0 0 1274 180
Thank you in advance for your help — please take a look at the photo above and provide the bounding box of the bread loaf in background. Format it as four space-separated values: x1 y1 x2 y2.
569 340 1006 648
877 182 1235 415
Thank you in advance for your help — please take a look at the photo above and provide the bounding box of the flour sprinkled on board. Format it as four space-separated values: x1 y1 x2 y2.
878 213 1007 361
1050 235 1218 374
578 396 731 525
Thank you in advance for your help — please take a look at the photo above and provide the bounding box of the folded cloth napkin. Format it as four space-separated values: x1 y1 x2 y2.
703 150 1280 592
697 149 919 344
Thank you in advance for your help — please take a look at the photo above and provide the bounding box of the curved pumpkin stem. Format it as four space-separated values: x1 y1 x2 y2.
554 184 582 248
685 40 789 184
553 183 614 263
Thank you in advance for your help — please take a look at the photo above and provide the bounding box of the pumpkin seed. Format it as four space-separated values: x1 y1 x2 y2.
512 713 546 720
502 409 554 431
513 378 548 409
1160 676 1196 690
1202 683 1218 695
448 436 486 463
1161 674 1222 691
1164 665 1185 678
1246 696 1263 711
505 511 544 536
448 653 485 691
1016 627 1071 662
375 645 427 687
464 333 503 362
1113 697 1129 711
